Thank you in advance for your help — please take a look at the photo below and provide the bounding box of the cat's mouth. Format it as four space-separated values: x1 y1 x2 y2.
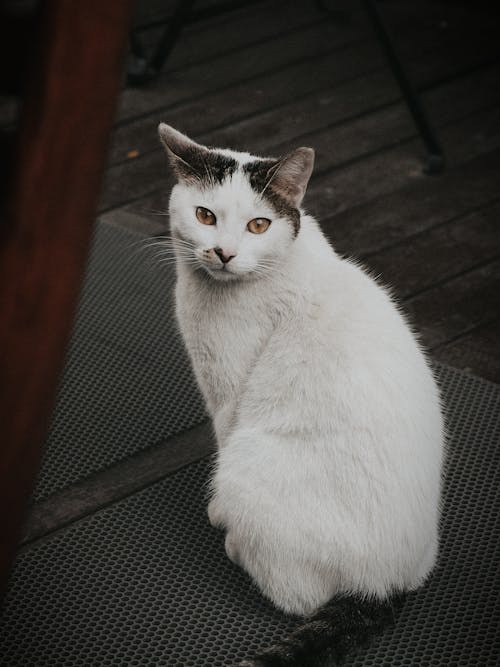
203 263 239 281
194 250 256 281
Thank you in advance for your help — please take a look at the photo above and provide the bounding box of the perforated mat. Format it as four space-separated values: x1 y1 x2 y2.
1 365 498 666
34 221 206 501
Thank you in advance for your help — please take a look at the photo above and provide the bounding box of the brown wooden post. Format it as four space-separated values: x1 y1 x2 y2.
0 0 134 592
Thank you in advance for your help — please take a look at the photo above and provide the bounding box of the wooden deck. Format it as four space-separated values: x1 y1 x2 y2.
101 0 500 383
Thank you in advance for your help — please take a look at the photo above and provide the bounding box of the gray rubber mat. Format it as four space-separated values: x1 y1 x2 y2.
1 365 498 666
34 221 206 501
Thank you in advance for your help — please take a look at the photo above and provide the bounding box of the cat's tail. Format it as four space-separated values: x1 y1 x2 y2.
237 593 406 667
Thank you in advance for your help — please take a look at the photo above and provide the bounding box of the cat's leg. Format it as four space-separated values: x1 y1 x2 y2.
209 428 330 614
212 401 236 448
207 497 225 529
220 520 332 616
224 533 242 566
406 533 438 588
207 407 235 528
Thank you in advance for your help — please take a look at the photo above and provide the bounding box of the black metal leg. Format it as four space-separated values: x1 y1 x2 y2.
361 0 445 174
127 0 196 86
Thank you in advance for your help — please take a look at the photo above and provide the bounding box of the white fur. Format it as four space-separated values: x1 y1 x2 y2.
167 145 444 617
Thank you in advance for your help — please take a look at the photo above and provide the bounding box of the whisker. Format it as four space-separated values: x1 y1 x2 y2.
140 237 196 255
142 234 193 245
158 258 200 264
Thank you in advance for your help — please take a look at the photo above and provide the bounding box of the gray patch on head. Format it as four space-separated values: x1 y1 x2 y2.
175 148 238 187
243 159 301 236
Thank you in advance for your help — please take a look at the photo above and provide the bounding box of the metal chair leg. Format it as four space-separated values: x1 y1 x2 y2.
127 0 196 86
361 0 445 174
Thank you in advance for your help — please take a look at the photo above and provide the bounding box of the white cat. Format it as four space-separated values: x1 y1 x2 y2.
158 123 444 664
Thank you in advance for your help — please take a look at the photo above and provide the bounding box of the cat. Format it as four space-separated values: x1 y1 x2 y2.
158 123 444 666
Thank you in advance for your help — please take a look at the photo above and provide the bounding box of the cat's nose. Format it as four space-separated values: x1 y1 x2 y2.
214 247 236 264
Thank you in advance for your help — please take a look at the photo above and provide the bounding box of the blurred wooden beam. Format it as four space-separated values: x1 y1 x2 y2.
0 0 133 592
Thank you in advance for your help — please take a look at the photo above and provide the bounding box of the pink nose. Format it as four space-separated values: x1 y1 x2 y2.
214 247 236 264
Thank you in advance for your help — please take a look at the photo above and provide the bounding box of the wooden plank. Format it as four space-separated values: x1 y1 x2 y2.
361 199 500 299
403 259 500 349
134 0 483 54
134 0 325 70
0 0 133 590
432 319 500 385
306 105 500 223
297 64 500 174
114 0 500 131
109 40 386 165
115 12 372 124
3 0 498 132
109 10 500 165
220 71 500 171
320 147 500 259
121 4 499 126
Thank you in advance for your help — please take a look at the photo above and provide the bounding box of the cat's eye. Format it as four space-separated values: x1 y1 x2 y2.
196 206 216 225
247 218 271 234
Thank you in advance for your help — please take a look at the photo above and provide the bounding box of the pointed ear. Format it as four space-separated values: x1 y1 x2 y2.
158 123 209 183
267 147 315 207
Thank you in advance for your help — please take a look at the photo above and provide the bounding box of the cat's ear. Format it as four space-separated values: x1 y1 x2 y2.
158 123 209 183
267 147 315 207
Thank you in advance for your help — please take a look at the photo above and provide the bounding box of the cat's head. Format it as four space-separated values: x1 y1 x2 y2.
159 123 314 281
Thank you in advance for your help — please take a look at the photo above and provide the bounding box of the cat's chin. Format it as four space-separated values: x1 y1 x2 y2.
202 265 253 282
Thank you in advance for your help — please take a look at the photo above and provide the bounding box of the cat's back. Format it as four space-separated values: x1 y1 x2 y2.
270 216 424 367
239 217 442 447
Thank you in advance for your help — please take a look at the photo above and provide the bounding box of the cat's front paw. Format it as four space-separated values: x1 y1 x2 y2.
225 533 242 567
207 499 225 529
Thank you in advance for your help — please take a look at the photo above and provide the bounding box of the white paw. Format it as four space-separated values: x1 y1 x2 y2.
207 499 224 528
225 533 242 567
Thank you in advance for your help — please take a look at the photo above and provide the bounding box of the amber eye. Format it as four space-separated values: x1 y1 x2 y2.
196 206 216 225
247 218 271 234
